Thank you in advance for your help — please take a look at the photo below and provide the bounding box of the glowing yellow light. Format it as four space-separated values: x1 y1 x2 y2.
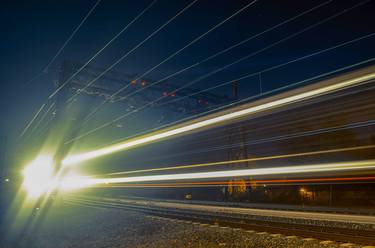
22 155 91 198
58 172 93 191
62 71 375 166
22 155 55 198
81 160 375 186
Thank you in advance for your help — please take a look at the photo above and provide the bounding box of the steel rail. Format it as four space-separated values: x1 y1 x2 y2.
65 197 375 245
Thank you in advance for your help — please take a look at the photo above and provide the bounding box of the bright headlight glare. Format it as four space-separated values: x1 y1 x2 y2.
22 155 56 198
22 155 90 198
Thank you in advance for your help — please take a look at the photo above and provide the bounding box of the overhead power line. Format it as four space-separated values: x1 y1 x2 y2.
20 103 46 138
65 0 372 143
75 0 259 122
49 0 158 99
44 0 103 73
59 0 200 105
19 0 102 137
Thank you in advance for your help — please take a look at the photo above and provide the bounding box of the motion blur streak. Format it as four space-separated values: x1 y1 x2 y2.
101 145 375 176
62 69 375 166
84 160 375 185
90 176 375 188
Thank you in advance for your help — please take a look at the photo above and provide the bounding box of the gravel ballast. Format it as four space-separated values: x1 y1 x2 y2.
2 202 369 248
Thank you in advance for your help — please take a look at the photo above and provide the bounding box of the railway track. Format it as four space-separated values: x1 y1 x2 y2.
65 197 375 245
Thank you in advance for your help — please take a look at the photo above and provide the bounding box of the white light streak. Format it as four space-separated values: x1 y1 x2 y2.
84 160 375 185
62 71 375 166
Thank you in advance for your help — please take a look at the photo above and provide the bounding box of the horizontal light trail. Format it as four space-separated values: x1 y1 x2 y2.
100 145 375 176
62 69 375 166
80 12 375 140
172 119 375 159
89 176 375 188
90 183 375 188
84 57 375 150
83 160 375 186
172 111 375 157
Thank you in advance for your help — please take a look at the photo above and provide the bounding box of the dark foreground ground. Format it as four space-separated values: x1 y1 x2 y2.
1 201 370 248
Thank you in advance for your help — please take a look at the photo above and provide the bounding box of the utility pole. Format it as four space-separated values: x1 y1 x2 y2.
225 82 250 201
329 184 333 207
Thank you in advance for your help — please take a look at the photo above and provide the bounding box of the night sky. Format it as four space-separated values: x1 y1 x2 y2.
1 0 375 172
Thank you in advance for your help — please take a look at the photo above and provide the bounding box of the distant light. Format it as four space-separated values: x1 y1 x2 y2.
4 178 10 182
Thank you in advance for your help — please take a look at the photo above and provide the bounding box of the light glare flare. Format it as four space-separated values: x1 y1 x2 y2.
22 154 91 198
22 155 56 198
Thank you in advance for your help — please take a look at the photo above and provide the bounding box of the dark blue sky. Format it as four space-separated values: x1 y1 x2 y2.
1 0 374 159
